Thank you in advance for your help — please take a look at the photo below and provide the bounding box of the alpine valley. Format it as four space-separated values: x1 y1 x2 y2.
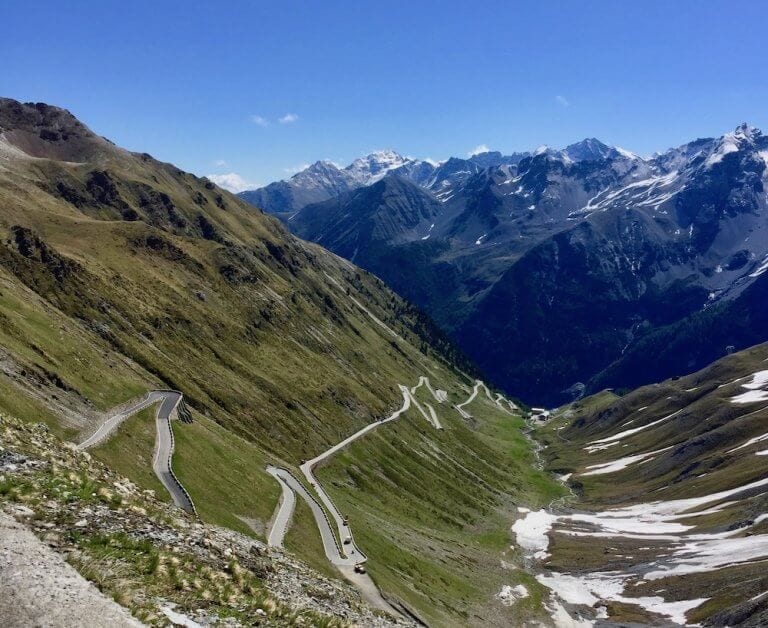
2 94 768 628
241 127 768 406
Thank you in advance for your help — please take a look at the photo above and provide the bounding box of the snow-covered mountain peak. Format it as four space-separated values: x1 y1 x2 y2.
704 124 764 169
615 146 639 160
528 139 639 165
299 160 340 175
563 138 633 162
289 160 346 189
732 122 761 142
344 150 413 185
369 149 407 162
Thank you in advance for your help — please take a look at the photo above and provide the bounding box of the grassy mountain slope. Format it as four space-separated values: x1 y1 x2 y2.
0 98 467 454
0 98 557 625
317 384 564 625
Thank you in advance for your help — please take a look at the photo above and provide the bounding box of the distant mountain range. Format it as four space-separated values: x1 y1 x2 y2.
240 127 768 404
238 148 530 219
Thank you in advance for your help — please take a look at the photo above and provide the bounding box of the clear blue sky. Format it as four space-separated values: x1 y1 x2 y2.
2 1 767 190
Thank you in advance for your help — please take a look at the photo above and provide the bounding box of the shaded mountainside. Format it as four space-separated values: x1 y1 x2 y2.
246 127 768 405
293 176 443 260
457 126 768 403
290 176 473 328
529 342 768 626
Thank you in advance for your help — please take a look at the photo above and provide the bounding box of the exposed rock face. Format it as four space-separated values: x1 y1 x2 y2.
292 176 443 260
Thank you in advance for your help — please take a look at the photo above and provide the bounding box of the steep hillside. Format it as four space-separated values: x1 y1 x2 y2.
525 342 768 626
0 97 467 458
0 413 395 627
0 98 563 626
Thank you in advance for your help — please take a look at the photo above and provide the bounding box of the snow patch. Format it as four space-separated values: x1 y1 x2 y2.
497 584 529 606
750 255 768 278
581 446 671 476
730 370 768 404
586 410 680 446
537 573 706 625
547 599 594 627
644 535 768 580
728 430 768 453
705 133 741 167
512 509 558 553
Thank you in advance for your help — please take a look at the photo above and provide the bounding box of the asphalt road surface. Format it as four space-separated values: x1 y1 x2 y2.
77 391 195 513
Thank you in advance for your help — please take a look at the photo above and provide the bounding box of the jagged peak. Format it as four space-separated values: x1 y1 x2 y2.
702 123 764 169
731 122 761 141
347 149 408 167
566 137 610 150
304 159 341 172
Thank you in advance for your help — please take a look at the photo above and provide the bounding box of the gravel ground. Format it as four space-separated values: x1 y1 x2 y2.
0 511 144 627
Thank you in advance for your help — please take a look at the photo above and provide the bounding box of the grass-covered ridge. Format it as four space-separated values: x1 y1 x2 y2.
0 97 471 464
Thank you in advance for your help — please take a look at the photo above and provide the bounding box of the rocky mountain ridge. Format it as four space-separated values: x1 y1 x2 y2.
245 125 768 404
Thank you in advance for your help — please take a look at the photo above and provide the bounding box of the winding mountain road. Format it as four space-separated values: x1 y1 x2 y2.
266 466 351 561
267 384 412 558
456 379 517 418
298 385 411 564
77 391 195 514
267 468 297 548
77 392 162 450
266 467 400 616
266 380 454 617
271 377 510 567
266 382 442 552
410 375 448 403
424 402 442 429
408 376 446 428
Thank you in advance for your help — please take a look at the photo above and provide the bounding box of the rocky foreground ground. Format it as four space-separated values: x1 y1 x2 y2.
0 414 412 627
